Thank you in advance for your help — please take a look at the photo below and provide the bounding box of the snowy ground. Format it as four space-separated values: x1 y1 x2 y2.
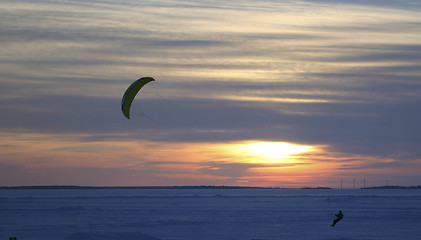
1 188 420 240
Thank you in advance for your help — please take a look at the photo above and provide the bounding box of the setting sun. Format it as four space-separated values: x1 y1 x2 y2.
241 141 314 164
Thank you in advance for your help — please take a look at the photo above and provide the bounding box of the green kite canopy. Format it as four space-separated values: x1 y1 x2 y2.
121 77 155 119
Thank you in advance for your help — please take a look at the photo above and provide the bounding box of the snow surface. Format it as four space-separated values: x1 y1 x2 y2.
1 188 420 240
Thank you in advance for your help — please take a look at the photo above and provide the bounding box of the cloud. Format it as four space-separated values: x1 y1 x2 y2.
303 0 421 10
1 84 421 161
199 162 259 178
0 162 175 186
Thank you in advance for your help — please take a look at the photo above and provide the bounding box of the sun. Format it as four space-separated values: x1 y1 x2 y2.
242 141 313 164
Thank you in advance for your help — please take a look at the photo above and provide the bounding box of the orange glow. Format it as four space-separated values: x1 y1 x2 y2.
242 141 314 164
1 131 409 187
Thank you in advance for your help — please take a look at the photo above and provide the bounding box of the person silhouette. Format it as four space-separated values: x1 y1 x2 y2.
331 210 343 227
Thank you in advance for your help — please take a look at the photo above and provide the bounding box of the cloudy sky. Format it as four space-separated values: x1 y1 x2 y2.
1 0 421 187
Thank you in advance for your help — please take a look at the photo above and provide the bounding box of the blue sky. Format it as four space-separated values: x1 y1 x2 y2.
1 0 421 187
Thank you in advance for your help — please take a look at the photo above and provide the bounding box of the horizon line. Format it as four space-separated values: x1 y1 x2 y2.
1 185 420 190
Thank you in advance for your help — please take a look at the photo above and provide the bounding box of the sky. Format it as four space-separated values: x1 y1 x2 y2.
1 0 421 188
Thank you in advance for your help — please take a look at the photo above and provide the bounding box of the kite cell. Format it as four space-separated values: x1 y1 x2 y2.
121 77 155 119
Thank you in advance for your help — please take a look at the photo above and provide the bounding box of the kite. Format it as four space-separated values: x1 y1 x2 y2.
121 77 155 119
